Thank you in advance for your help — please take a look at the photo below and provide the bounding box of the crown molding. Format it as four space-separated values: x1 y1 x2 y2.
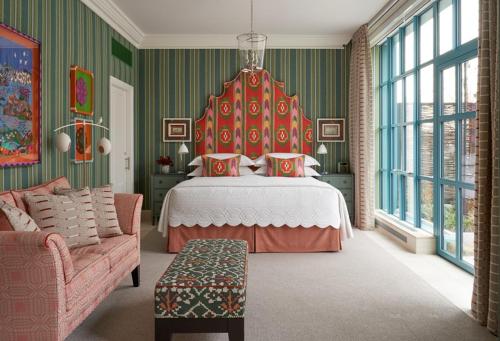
140 34 350 49
80 0 144 47
81 0 350 49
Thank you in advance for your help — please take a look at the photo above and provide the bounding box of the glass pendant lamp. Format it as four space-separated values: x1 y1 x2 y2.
237 0 267 72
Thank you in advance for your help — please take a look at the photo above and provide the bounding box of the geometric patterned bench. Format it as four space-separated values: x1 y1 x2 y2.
155 239 248 341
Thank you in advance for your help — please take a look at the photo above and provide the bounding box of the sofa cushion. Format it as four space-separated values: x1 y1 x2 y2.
0 201 40 232
70 234 137 270
0 191 16 207
55 186 123 238
11 176 71 212
24 189 100 249
66 253 110 311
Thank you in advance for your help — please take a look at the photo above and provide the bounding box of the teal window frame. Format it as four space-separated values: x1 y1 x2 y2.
377 0 478 273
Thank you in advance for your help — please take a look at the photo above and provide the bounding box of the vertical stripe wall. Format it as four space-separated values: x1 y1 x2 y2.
138 49 350 208
0 0 138 191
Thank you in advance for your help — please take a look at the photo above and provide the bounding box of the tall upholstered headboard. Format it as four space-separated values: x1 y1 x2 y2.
195 69 313 159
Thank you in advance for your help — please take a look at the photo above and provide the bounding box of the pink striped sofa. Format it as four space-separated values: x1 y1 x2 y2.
0 177 143 341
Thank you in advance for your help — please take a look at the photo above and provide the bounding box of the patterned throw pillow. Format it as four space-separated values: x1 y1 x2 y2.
265 155 305 177
24 189 100 249
0 200 40 232
55 186 123 238
201 154 241 177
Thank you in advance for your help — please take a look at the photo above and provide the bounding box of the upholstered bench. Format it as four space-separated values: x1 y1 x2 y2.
155 239 248 341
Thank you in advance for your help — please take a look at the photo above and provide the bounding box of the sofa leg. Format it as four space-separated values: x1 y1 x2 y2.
132 265 140 287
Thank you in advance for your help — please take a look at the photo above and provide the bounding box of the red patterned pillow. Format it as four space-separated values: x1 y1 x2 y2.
265 155 305 177
202 155 241 176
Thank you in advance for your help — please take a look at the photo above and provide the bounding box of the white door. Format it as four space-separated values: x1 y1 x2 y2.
109 76 134 193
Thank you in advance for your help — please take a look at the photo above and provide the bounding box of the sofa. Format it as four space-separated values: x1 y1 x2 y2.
0 177 143 341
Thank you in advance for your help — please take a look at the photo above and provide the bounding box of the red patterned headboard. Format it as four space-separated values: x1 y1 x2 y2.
195 69 313 159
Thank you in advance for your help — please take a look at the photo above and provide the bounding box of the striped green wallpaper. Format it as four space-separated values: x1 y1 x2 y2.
138 49 350 208
0 0 137 191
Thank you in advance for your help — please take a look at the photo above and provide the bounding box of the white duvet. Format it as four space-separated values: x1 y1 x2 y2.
157 175 354 241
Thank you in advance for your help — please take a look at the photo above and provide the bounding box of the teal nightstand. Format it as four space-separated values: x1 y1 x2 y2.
150 173 187 225
316 173 354 222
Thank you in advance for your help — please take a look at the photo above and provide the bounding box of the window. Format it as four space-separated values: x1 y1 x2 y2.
376 0 478 272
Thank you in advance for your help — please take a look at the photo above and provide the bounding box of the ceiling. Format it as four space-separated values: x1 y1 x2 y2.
84 0 390 48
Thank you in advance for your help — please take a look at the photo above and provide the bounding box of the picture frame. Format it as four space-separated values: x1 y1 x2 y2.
72 119 93 163
163 118 192 142
0 23 41 167
317 118 345 142
70 65 94 116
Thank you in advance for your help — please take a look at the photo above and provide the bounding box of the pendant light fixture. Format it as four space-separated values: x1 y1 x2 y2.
237 0 267 72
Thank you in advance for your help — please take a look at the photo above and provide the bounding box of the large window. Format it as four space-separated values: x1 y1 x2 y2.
377 0 478 272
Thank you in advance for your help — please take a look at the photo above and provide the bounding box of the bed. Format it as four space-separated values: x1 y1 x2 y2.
157 69 354 252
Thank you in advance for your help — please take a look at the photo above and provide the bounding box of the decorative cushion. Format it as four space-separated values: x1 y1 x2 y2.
254 165 320 177
188 165 254 177
155 239 248 318
24 189 100 249
254 153 320 167
189 153 254 167
11 176 71 212
0 200 40 232
265 155 305 177
55 186 123 238
201 154 241 177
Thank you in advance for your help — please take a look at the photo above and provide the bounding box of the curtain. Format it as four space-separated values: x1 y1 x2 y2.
349 24 375 230
472 0 499 335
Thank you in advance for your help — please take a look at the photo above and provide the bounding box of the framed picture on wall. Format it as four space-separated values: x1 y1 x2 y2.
70 65 94 116
163 118 192 142
317 118 345 142
0 23 41 167
72 119 93 163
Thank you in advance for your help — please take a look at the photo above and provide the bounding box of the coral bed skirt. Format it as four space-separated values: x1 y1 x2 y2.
167 225 341 253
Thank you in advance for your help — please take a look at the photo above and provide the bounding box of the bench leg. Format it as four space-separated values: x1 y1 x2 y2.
155 319 172 341
131 265 140 287
228 318 244 341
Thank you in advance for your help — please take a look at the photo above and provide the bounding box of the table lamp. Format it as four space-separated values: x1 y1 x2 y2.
317 143 328 175
178 142 189 173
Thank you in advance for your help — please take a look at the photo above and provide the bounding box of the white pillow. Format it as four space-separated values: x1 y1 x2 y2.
254 153 320 167
188 153 255 167
188 166 255 177
254 166 320 177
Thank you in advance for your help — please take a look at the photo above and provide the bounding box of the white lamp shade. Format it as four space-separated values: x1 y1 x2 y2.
317 143 328 155
178 143 189 155
55 132 71 152
98 137 112 155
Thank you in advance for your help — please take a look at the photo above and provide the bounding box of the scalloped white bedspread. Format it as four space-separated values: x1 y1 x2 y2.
157 175 353 241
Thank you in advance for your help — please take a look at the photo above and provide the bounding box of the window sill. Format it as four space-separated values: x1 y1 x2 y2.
375 210 436 254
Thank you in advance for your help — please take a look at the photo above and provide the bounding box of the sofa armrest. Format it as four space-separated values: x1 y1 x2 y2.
0 231 71 340
115 193 143 235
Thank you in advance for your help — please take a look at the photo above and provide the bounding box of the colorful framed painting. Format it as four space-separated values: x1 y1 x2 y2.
72 119 93 163
163 118 192 142
0 23 41 167
317 118 345 142
70 65 93 116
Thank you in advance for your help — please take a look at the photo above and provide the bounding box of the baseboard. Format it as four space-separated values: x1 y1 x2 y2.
375 210 435 254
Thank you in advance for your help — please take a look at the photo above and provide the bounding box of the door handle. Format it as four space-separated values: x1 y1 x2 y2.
125 157 130 170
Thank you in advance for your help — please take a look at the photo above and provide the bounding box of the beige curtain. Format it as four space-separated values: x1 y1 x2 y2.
472 0 499 335
349 24 375 230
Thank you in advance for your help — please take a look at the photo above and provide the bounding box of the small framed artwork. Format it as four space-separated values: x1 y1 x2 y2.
70 65 94 116
72 119 93 163
0 23 41 167
317 118 345 142
163 118 192 142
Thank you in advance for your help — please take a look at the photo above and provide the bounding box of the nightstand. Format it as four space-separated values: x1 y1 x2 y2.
150 173 187 225
316 173 354 222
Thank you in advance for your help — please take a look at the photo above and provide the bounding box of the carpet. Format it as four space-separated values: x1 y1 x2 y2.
67 229 494 341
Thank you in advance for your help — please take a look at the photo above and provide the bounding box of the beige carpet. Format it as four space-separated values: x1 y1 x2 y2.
67 229 494 341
